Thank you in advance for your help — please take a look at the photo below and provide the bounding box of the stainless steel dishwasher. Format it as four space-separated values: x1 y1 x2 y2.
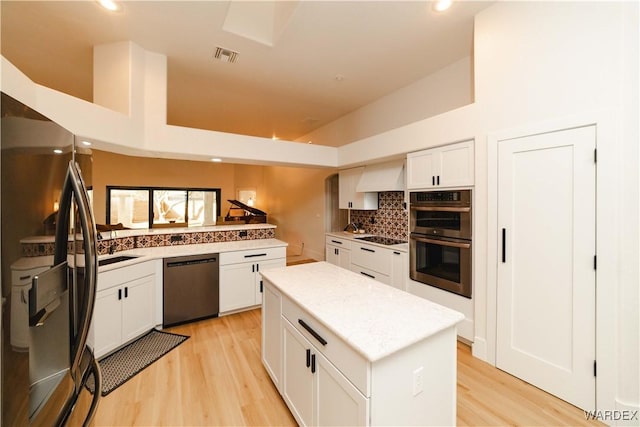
163 253 219 327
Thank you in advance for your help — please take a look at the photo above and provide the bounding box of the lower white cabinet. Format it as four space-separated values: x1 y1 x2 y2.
283 319 368 427
325 235 351 269
93 261 155 358
219 247 286 314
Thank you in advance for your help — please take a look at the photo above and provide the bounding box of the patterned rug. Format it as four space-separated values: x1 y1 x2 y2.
87 329 189 396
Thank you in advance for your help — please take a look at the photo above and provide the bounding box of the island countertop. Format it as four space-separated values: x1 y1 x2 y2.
261 261 464 362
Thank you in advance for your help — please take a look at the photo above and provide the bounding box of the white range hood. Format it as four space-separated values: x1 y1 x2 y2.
355 159 405 192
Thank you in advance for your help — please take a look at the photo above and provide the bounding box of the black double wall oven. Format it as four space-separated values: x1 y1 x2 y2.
409 189 472 298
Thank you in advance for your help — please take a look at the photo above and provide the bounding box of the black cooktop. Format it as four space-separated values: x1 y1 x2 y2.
356 236 407 245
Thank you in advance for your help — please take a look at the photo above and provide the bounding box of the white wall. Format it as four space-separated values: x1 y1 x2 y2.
334 0 638 418
297 56 474 147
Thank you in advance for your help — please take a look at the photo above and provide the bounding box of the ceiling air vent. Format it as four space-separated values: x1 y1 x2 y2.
213 47 239 63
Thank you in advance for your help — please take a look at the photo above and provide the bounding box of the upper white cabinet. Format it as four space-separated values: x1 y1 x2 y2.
339 167 378 210
407 140 474 189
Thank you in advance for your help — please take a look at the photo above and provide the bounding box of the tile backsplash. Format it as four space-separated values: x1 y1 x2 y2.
350 191 408 241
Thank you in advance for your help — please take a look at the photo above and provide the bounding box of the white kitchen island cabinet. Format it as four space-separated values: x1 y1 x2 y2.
261 262 464 426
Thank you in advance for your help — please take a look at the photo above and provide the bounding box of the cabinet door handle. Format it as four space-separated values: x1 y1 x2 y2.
306 349 311 368
311 354 316 374
260 280 263 293
360 271 375 279
360 247 375 253
125 287 128 298
432 176 435 186
118 289 122 300
298 319 328 346
437 175 440 185
502 228 506 263
252 264 255 273
256 263 259 272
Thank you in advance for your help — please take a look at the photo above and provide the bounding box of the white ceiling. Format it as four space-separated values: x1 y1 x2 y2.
1 1 492 146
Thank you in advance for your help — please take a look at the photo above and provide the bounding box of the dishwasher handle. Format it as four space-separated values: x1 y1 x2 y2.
165 257 217 268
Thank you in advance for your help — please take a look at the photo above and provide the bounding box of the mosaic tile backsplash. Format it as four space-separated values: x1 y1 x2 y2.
349 191 408 241
21 227 276 257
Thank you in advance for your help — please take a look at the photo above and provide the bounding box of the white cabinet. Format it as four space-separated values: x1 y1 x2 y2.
219 247 286 314
407 140 474 189
262 282 283 392
325 235 351 269
93 261 155 358
282 319 367 427
339 167 378 210
326 234 408 290
390 250 407 291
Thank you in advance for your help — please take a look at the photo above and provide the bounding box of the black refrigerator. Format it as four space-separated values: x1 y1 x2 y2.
1 93 102 425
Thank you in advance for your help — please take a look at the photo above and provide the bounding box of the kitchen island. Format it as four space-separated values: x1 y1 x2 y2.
260 261 464 426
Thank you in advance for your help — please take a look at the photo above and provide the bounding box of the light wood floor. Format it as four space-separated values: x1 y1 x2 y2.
90 309 602 426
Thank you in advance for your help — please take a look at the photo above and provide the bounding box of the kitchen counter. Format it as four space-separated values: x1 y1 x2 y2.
261 261 462 362
12 238 288 273
326 231 408 252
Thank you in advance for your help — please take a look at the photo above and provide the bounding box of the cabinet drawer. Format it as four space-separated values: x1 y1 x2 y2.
98 260 155 291
325 235 351 249
349 264 391 285
220 246 286 266
350 242 391 276
282 295 370 397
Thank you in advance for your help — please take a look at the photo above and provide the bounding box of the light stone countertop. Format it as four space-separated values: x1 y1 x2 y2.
11 238 288 272
326 231 409 252
261 261 464 362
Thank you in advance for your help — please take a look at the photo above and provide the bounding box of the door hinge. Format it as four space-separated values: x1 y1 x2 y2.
594 255 597 270
594 360 597 377
594 148 597 163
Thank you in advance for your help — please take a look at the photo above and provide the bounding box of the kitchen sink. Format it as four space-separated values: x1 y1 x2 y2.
98 255 138 267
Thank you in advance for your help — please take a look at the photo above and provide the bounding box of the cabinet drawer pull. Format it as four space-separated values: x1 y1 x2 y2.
306 349 311 368
244 253 267 258
330 240 342 245
360 247 375 253
19 275 31 281
393 251 401 255
298 319 327 346
360 271 375 279
311 354 316 374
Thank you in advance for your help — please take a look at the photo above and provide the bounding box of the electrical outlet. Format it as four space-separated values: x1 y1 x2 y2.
412 366 424 396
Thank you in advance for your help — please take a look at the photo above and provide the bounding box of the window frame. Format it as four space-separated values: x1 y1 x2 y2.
106 185 222 228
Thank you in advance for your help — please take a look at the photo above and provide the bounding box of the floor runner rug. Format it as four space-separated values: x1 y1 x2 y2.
87 329 189 396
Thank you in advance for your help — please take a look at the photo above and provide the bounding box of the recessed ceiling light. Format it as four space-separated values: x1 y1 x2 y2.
211 158 222 162
433 0 452 12
53 149 63 154
98 0 121 12
272 135 279 141
81 140 92 146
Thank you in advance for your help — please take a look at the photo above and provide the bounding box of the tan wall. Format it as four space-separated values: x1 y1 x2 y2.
263 165 335 262
91 150 242 224
91 150 332 262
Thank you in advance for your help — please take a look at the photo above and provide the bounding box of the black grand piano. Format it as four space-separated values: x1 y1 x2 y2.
223 199 267 224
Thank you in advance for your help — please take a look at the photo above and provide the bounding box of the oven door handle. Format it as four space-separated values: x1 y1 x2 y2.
411 235 471 249
410 206 471 213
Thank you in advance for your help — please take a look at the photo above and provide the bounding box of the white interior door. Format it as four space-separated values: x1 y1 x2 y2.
497 125 596 410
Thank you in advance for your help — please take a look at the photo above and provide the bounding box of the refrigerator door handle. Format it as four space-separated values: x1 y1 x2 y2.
55 160 99 387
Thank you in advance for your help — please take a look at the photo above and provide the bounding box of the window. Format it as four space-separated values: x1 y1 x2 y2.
106 186 221 229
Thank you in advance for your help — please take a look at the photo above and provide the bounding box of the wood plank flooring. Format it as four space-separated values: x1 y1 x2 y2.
90 309 602 426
